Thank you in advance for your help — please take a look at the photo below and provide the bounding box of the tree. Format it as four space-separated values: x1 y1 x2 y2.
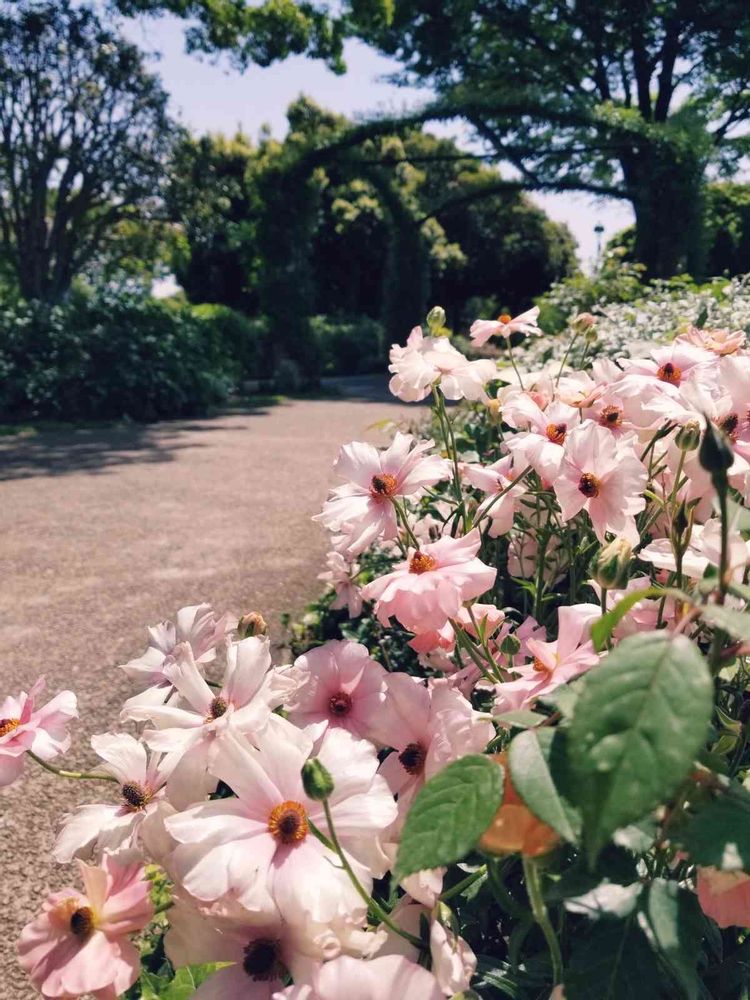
134 0 750 279
0 1 177 302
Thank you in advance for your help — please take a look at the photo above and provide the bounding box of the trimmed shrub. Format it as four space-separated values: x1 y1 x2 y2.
310 314 385 376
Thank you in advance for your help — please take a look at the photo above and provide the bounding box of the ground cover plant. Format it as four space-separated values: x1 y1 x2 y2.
4 297 750 999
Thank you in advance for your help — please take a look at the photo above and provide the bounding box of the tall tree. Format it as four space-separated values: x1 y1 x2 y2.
128 0 750 279
0 1 177 302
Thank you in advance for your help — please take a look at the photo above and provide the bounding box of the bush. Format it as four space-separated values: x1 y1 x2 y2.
189 303 269 379
310 314 385 375
0 290 241 422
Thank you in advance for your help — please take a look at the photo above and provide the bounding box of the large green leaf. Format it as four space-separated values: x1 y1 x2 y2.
393 755 503 881
508 728 581 843
565 916 660 1000
679 782 750 870
568 632 713 860
700 604 750 642
639 879 703 1000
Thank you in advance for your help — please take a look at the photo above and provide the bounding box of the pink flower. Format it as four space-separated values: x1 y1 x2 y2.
318 552 363 618
17 854 153 999
361 529 497 634
389 327 497 403
461 455 527 536
677 325 747 355
165 727 397 923
120 603 231 712
53 733 176 863
470 306 541 346
502 395 580 481
697 868 750 927
313 432 450 555
0 677 77 787
286 640 388 744
494 604 600 714
554 422 647 544
273 954 443 1000
124 637 294 808
372 674 493 817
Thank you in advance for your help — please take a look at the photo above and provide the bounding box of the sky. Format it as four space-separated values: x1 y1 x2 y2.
124 13 635 270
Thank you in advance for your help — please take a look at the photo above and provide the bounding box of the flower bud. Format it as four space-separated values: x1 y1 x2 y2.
698 420 734 486
426 305 447 334
592 538 632 590
301 758 335 801
479 753 559 858
670 500 692 554
675 420 701 452
486 398 502 423
237 611 268 639
573 312 597 342
500 634 521 657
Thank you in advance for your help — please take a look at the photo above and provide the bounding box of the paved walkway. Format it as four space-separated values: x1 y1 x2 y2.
0 386 412 997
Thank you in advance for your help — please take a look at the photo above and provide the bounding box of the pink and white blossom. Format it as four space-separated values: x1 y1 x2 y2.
17 854 153 999
389 327 497 403
0 677 77 788
470 306 541 346
273 954 444 1000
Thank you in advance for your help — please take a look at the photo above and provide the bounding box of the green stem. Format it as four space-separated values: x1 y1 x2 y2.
555 326 581 383
507 340 525 389
434 389 467 532
522 856 563 986
27 750 118 783
392 498 420 549
440 865 487 902
318 802 423 949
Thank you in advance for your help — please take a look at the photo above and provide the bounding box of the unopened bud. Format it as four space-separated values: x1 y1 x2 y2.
675 420 701 452
592 538 632 590
426 305 447 334
237 612 268 639
301 758 335 801
486 398 502 422
670 500 691 553
573 312 596 330
500 634 521 657
699 419 733 487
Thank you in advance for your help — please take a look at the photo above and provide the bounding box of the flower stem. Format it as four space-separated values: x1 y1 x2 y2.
318 802 423 949
27 750 118 783
440 865 487 902
522 855 562 985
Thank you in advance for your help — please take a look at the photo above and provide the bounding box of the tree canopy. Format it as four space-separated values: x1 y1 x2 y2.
130 0 750 278
0 0 177 302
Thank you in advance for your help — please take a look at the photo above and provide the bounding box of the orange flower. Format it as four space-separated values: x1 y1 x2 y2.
478 753 559 858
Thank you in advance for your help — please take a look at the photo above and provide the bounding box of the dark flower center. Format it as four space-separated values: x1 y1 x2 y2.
718 412 739 438
268 801 308 844
243 938 282 981
657 362 681 385
328 691 353 717
578 472 601 498
370 473 399 500
121 780 152 811
0 718 20 738
399 741 427 775
207 696 228 720
546 422 567 445
599 405 623 428
69 906 94 938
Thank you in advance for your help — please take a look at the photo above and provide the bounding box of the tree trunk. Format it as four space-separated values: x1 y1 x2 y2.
625 144 708 280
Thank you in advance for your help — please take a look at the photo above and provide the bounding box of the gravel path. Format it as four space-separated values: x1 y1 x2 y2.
0 385 411 997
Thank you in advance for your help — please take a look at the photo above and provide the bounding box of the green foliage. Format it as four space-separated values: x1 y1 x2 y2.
508 729 581 844
567 633 713 860
678 782 750 871
0 290 241 421
136 963 229 999
191 303 268 379
394 755 504 881
310 314 385 375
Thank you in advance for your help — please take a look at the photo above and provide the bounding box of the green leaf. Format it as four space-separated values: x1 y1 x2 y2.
591 587 660 652
700 604 750 641
162 964 228 1000
508 728 581 843
495 709 547 729
565 915 660 999
679 782 750 870
394 755 503 881
568 632 713 861
638 879 703 1000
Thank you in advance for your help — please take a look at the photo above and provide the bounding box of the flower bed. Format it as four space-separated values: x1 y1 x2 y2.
5 300 750 999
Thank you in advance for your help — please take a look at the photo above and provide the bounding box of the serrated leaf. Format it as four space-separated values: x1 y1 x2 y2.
700 604 750 641
508 728 581 843
394 755 503 881
679 783 750 870
568 632 713 861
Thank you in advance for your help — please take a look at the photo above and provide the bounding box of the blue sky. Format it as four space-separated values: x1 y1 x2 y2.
124 13 634 268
